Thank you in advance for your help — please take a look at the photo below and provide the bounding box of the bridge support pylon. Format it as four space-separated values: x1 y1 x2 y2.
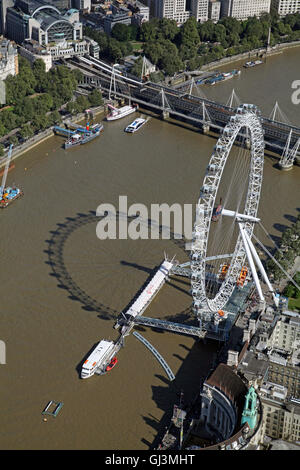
162 110 170 120
202 123 210 134
278 162 294 171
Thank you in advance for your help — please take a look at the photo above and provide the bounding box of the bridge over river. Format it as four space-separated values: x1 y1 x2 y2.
68 55 300 167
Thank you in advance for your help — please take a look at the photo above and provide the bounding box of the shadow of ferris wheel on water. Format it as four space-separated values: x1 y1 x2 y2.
44 210 192 322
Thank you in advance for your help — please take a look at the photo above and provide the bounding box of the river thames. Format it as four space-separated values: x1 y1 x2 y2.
0 47 299 449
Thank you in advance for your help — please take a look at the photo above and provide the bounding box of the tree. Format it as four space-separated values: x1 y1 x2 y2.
20 123 34 139
130 57 143 78
159 18 178 41
227 32 240 47
179 17 200 48
219 16 242 36
75 95 90 113
34 93 54 115
140 19 159 42
9 135 19 146
72 69 83 84
284 283 296 298
198 20 215 42
158 41 183 76
128 24 139 41
49 110 61 125
119 41 133 57
88 89 103 107
0 122 6 137
111 23 131 42
213 24 227 43
32 59 48 92
66 101 75 115
106 39 123 62
244 17 264 42
32 114 50 131
0 144 4 156
143 41 164 65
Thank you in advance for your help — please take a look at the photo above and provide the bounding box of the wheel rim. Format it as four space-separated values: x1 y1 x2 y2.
191 104 265 314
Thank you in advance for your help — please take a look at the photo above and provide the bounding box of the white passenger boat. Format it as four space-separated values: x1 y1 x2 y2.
81 339 115 379
243 60 263 68
124 118 146 133
106 104 138 121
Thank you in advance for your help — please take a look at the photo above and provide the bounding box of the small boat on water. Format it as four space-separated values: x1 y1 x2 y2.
106 104 138 121
124 118 146 133
244 60 263 68
0 144 23 208
64 123 103 149
0 186 23 208
106 357 118 372
206 70 240 85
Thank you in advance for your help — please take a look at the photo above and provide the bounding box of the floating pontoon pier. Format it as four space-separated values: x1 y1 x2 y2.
42 401 63 417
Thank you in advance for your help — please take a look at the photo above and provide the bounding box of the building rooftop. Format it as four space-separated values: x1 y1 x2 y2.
206 363 248 406
238 350 269 381
270 439 300 450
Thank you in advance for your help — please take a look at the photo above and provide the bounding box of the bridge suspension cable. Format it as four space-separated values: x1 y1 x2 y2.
269 101 291 125
188 78 208 100
226 89 241 109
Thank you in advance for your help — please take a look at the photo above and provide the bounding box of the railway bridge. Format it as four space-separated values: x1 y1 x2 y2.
69 55 300 168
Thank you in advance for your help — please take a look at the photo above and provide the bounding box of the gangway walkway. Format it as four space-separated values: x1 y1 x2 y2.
133 331 175 381
53 126 75 137
133 316 206 338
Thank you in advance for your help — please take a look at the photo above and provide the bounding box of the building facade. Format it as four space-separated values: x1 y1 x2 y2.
271 0 300 15
0 0 14 35
191 0 209 22
0 37 18 80
3 0 98 59
259 384 300 442
269 311 300 354
72 0 91 13
221 0 271 20
19 39 52 70
182 364 263 449
208 0 220 21
155 0 191 24
6 1 82 45
102 10 132 34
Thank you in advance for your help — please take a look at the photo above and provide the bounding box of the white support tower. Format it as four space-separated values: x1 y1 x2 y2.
226 89 241 109
108 64 118 100
279 134 300 171
269 101 291 125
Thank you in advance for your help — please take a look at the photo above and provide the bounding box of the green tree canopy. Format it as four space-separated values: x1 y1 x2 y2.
111 23 131 42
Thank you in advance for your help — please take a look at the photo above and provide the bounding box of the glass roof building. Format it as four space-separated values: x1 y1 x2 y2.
6 0 82 45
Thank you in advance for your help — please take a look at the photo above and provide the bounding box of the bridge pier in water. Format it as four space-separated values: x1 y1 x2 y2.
162 110 170 120
279 162 294 171
202 123 210 134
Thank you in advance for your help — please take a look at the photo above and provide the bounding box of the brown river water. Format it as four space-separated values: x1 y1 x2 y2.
0 47 299 450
